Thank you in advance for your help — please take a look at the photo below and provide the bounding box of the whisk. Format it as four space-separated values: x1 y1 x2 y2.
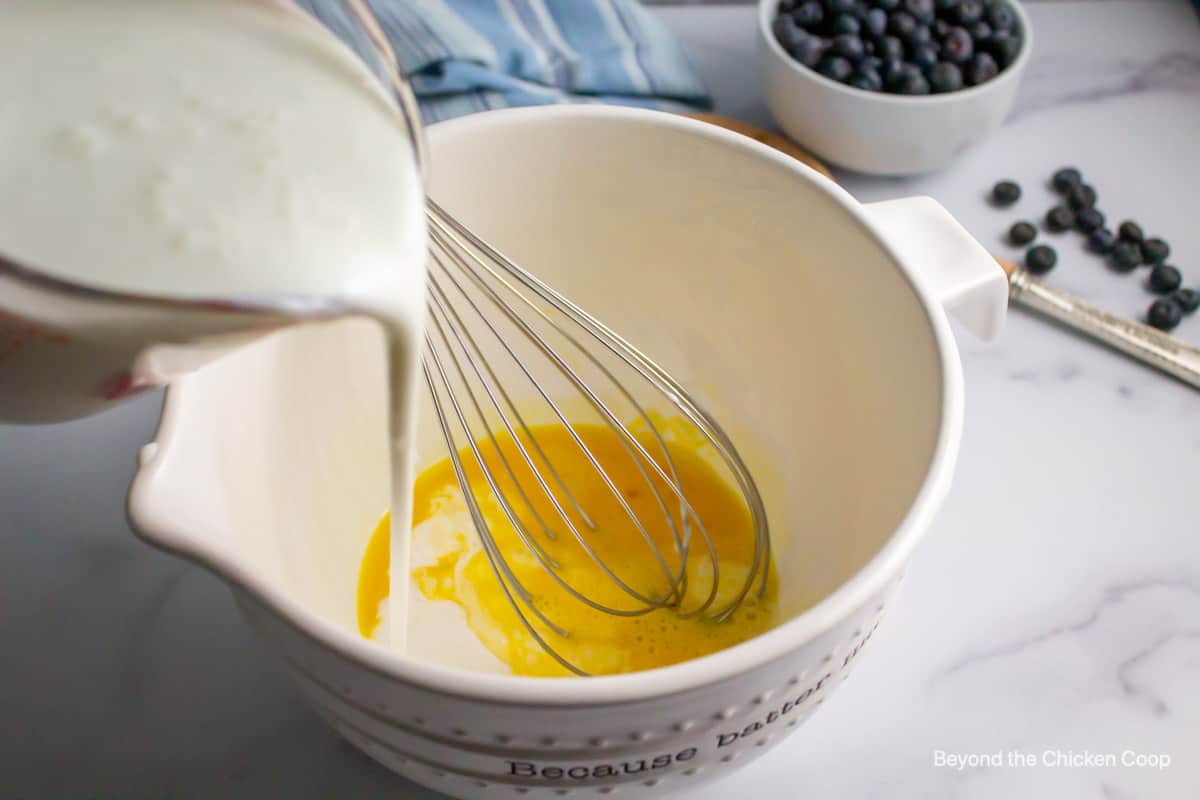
419 200 773 676
334 0 772 675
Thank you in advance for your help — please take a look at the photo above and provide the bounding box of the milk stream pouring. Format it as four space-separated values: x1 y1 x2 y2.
0 0 429 650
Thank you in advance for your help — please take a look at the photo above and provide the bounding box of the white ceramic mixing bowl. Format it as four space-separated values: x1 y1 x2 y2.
128 105 1007 798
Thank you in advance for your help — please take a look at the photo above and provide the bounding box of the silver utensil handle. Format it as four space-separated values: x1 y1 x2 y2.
1009 270 1200 390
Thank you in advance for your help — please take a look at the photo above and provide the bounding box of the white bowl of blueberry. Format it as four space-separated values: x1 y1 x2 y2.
759 0 1031 176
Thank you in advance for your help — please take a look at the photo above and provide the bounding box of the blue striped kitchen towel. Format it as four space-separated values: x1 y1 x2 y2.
297 0 712 123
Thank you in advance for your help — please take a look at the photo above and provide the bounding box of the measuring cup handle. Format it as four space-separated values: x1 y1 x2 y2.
863 196 1009 340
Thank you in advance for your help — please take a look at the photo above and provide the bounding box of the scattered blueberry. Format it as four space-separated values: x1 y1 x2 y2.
1075 207 1105 234
1112 242 1142 272
1087 228 1117 255
1051 167 1082 194
966 52 999 85
954 0 984 25
1149 264 1182 294
987 31 1021 68
1117 221 1144 244
1009 221 1037 246
1026 244 1057 275
817 54 855 81
912 44 940 71
832 33 867 60
987 3 1016 31
941 27 974 63
991 180 1021 206
929 61 964 92
1147 298 1182 331
865 7 888 36
792 1 825 26
832 14 862 34
1066 183 1097 210
1045 206 1075 233
1173 288 1200 314
1141 238 1170 265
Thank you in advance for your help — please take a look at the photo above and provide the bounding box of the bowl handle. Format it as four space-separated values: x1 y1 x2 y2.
863 196 1008 340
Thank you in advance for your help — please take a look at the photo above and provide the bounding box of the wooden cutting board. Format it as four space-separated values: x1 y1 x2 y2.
685 113 833 180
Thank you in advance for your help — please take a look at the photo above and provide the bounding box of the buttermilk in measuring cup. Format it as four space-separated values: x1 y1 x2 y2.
0 0 426 646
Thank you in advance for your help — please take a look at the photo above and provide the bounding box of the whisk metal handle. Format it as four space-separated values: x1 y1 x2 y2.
1008 270 1200 391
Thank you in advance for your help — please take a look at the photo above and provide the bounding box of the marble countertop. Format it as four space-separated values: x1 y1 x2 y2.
2 2 1198 798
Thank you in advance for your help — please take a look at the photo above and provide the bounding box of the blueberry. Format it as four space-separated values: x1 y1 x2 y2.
1026 244 1057 275
934 0 956 9
1087 228 1117 255
966 52 999 84
969 21 993 42
955 0 984 25
832 14 862 34
878 34 905 60
991 180 1021 206
987 2 1016 32
882 58 908 85
912 45 939 72
1112 242 1142 272
1141 237 1170 265
1174 288 1200 314
1051 167 1082 194
832 33 867 60
861 55 884 71
905 0 935 24
790 33 828 66
1117 220 1144 244
1147 298 1182 331
1149 264 1182 294
929 60 964 92
987 31 1021 68
1075 207 1105 234
888 11 917 38
774 15 806 51
1044 206 1075 233
874 0 901 9
934 18 952 38
1009 221 1037 246
942 27 974 63
1066 183 1097 210
910 24 934 49
792 1 825 26
897 68 931 94
865 7 888 36
817 54 855 81
854 0 872 19
826 0 857 13
851 66 885 91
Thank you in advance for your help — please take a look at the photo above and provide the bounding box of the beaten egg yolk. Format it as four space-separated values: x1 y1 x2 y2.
357 422 777 677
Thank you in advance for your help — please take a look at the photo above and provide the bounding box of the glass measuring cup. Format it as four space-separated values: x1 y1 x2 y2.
0 0 426 423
